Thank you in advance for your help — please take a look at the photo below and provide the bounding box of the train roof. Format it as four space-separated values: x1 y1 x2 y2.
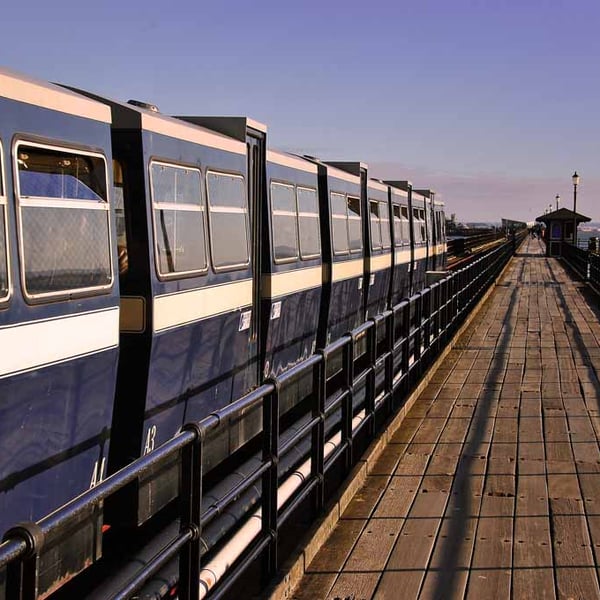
390 186 409 200
367 178 388 193
175 116 267 140
325 161 368 177
65 87 246 155
301 155 361 185
266 149 318 174
0 67 110 123
414 188 435 198
385 180 412 192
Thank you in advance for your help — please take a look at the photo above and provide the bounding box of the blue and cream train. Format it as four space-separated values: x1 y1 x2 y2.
0 68 446 595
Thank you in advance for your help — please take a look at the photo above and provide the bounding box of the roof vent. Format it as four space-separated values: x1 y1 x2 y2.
127 100 159 113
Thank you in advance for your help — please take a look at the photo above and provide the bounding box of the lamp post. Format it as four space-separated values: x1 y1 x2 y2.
555 194 560 211
572 171 579 245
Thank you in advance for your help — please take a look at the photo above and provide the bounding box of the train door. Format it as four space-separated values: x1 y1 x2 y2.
246 128 265 382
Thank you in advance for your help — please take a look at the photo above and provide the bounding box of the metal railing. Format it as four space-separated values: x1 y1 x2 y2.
562 242 590 280
590 252 600 291
0 238 516 600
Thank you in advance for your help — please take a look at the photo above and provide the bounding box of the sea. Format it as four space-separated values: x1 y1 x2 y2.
577 222 600 249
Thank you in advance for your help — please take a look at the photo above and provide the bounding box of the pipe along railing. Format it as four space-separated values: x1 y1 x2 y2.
0 237 517 600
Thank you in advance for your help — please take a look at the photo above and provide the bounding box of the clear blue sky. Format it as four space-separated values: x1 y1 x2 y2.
4 0 599 222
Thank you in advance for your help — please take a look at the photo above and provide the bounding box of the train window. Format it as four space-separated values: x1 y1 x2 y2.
412 207 421 243
393 205 402 247
380 201 391 249
331 192 348 255
0 142 8 301
347 196 362 252
16 142 112 298
151 162 207 277
401 205 410 244
441 211 446 242
206 171 249 270
297 187 320 259
113 160 128 276
370 200 381 250
419 209 426 241
270 182 298 262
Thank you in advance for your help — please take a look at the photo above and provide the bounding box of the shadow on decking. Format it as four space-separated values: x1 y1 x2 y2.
428 261 523 599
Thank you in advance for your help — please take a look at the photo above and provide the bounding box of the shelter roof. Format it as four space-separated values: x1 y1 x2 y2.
535 207 591 224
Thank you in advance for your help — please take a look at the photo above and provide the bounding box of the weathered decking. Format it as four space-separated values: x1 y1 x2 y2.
292 237 600 600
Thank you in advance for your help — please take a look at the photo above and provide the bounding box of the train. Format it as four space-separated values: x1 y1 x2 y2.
0 67 446 597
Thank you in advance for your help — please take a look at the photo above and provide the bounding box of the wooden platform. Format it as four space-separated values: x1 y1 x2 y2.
291 237 600 600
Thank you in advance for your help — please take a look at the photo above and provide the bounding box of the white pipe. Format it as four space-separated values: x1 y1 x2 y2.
198 410 366 598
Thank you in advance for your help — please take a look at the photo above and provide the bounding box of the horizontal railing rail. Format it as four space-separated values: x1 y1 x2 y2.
0 237 518 600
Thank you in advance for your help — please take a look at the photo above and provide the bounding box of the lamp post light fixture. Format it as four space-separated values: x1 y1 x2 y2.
572 171 580 245
555 194 560 211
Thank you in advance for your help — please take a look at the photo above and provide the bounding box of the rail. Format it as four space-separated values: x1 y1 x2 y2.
0 238 517 600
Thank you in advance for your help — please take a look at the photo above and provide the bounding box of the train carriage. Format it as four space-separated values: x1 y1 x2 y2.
388 182 412 305
365 178 392 318
73 98 266 526
410 188 428 292
309 160 364 347
263 150 322 380
433 195 447 269
0 69 119 592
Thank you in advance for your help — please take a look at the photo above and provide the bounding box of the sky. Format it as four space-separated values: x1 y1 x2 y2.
3 0 599 222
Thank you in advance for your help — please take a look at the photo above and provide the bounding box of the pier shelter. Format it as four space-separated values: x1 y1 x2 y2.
535 208 591 257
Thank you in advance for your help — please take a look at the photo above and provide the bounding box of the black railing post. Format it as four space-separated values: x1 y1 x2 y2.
385 310 394 411
262 379 280 580
3 522 44 600
401 302 410 394
366 322 377 437
342 338 354 471
312 353 326 514
413 292 423 381
179 423 203 600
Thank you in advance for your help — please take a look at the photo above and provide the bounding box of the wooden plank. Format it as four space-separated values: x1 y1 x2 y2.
327 572 381 600
516 474 549 516
291 573 337 600
466 517 513 599
386 517 441 570
420 517 480 600
513 516 553 568
370 446 405 476
343 518 404 572
342 475 390 520
304 518 366 574
374 475 422 519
